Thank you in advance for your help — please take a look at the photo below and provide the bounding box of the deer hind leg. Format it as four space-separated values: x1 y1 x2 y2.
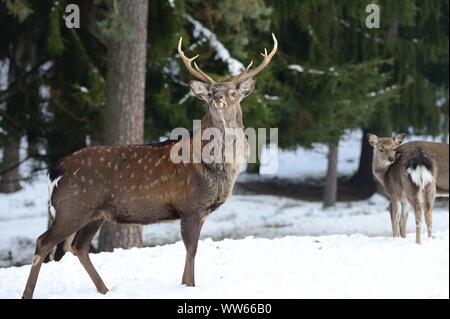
22 219 86 299
180 215 204 287
411 199 423 245
424 184 436 239
72 219 108 294
399 202 409 238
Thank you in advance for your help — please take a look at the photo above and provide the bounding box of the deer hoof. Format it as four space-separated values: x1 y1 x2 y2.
97 287 109 295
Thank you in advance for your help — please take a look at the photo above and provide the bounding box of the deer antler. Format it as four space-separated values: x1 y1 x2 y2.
178 37 216 84
230 33 278 84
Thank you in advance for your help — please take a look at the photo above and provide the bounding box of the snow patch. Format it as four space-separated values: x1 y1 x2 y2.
288 64 304 73
1 233 448 298
184 14 244 75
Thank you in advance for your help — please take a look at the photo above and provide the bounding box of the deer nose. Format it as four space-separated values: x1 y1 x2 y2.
213 94 223 102
388 156 394 162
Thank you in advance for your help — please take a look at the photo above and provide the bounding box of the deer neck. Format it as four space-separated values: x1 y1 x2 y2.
372 155 391 187
202 106 244 130
192 107 245 173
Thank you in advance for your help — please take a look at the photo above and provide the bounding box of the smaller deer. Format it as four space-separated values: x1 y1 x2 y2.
368 133 449 244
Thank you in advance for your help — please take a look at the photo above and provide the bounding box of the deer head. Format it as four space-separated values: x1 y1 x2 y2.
177 34 278 127
368 133 406 169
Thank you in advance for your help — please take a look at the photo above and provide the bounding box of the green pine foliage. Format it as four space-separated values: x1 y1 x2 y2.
0 0 448 177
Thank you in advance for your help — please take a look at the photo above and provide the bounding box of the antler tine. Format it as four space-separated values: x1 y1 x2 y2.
245 60 254 71
193 62 216 84
230 33 278 84
178 37 215 84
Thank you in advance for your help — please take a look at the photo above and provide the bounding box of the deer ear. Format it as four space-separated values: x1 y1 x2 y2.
190 81 209 101
237 78 255 101
394 133 406 145
367 133 379 146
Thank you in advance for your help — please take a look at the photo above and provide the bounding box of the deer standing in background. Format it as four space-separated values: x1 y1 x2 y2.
368 133 449 244
21 34 278 298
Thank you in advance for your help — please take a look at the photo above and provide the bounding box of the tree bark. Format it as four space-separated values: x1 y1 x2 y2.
323 141 338 207
350 128 376 185
0 134 22 193
98 0 148 252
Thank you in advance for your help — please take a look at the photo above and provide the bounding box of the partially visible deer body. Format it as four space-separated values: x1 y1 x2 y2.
22 34 278 299
368 134 449 244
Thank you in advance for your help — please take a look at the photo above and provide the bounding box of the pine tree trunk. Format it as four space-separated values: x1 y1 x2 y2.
323 141 338 207
98 0 148 252
0 134 22 193
351 128 375 185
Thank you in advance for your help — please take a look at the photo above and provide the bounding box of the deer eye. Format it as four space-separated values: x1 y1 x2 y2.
379 148 384 153
229 91 236 98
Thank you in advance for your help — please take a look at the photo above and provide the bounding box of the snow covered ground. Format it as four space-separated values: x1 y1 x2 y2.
0 130 448 298
1 232 448 298
1 169 448 268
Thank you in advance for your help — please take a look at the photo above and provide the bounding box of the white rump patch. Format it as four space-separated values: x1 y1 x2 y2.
47 174 62 218
407 166 433 190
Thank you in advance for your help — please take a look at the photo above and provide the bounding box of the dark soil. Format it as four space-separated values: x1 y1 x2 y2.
235 177 377 202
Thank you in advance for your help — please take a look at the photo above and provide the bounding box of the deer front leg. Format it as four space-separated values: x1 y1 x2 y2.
399 202 409 238
389 201 400 238
180 215 204 287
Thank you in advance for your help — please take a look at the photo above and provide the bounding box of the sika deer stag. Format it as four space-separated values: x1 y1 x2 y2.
368 133 449 244
22 34 278 298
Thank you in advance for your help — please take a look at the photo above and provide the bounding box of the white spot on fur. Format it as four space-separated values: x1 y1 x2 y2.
407 166 433 190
